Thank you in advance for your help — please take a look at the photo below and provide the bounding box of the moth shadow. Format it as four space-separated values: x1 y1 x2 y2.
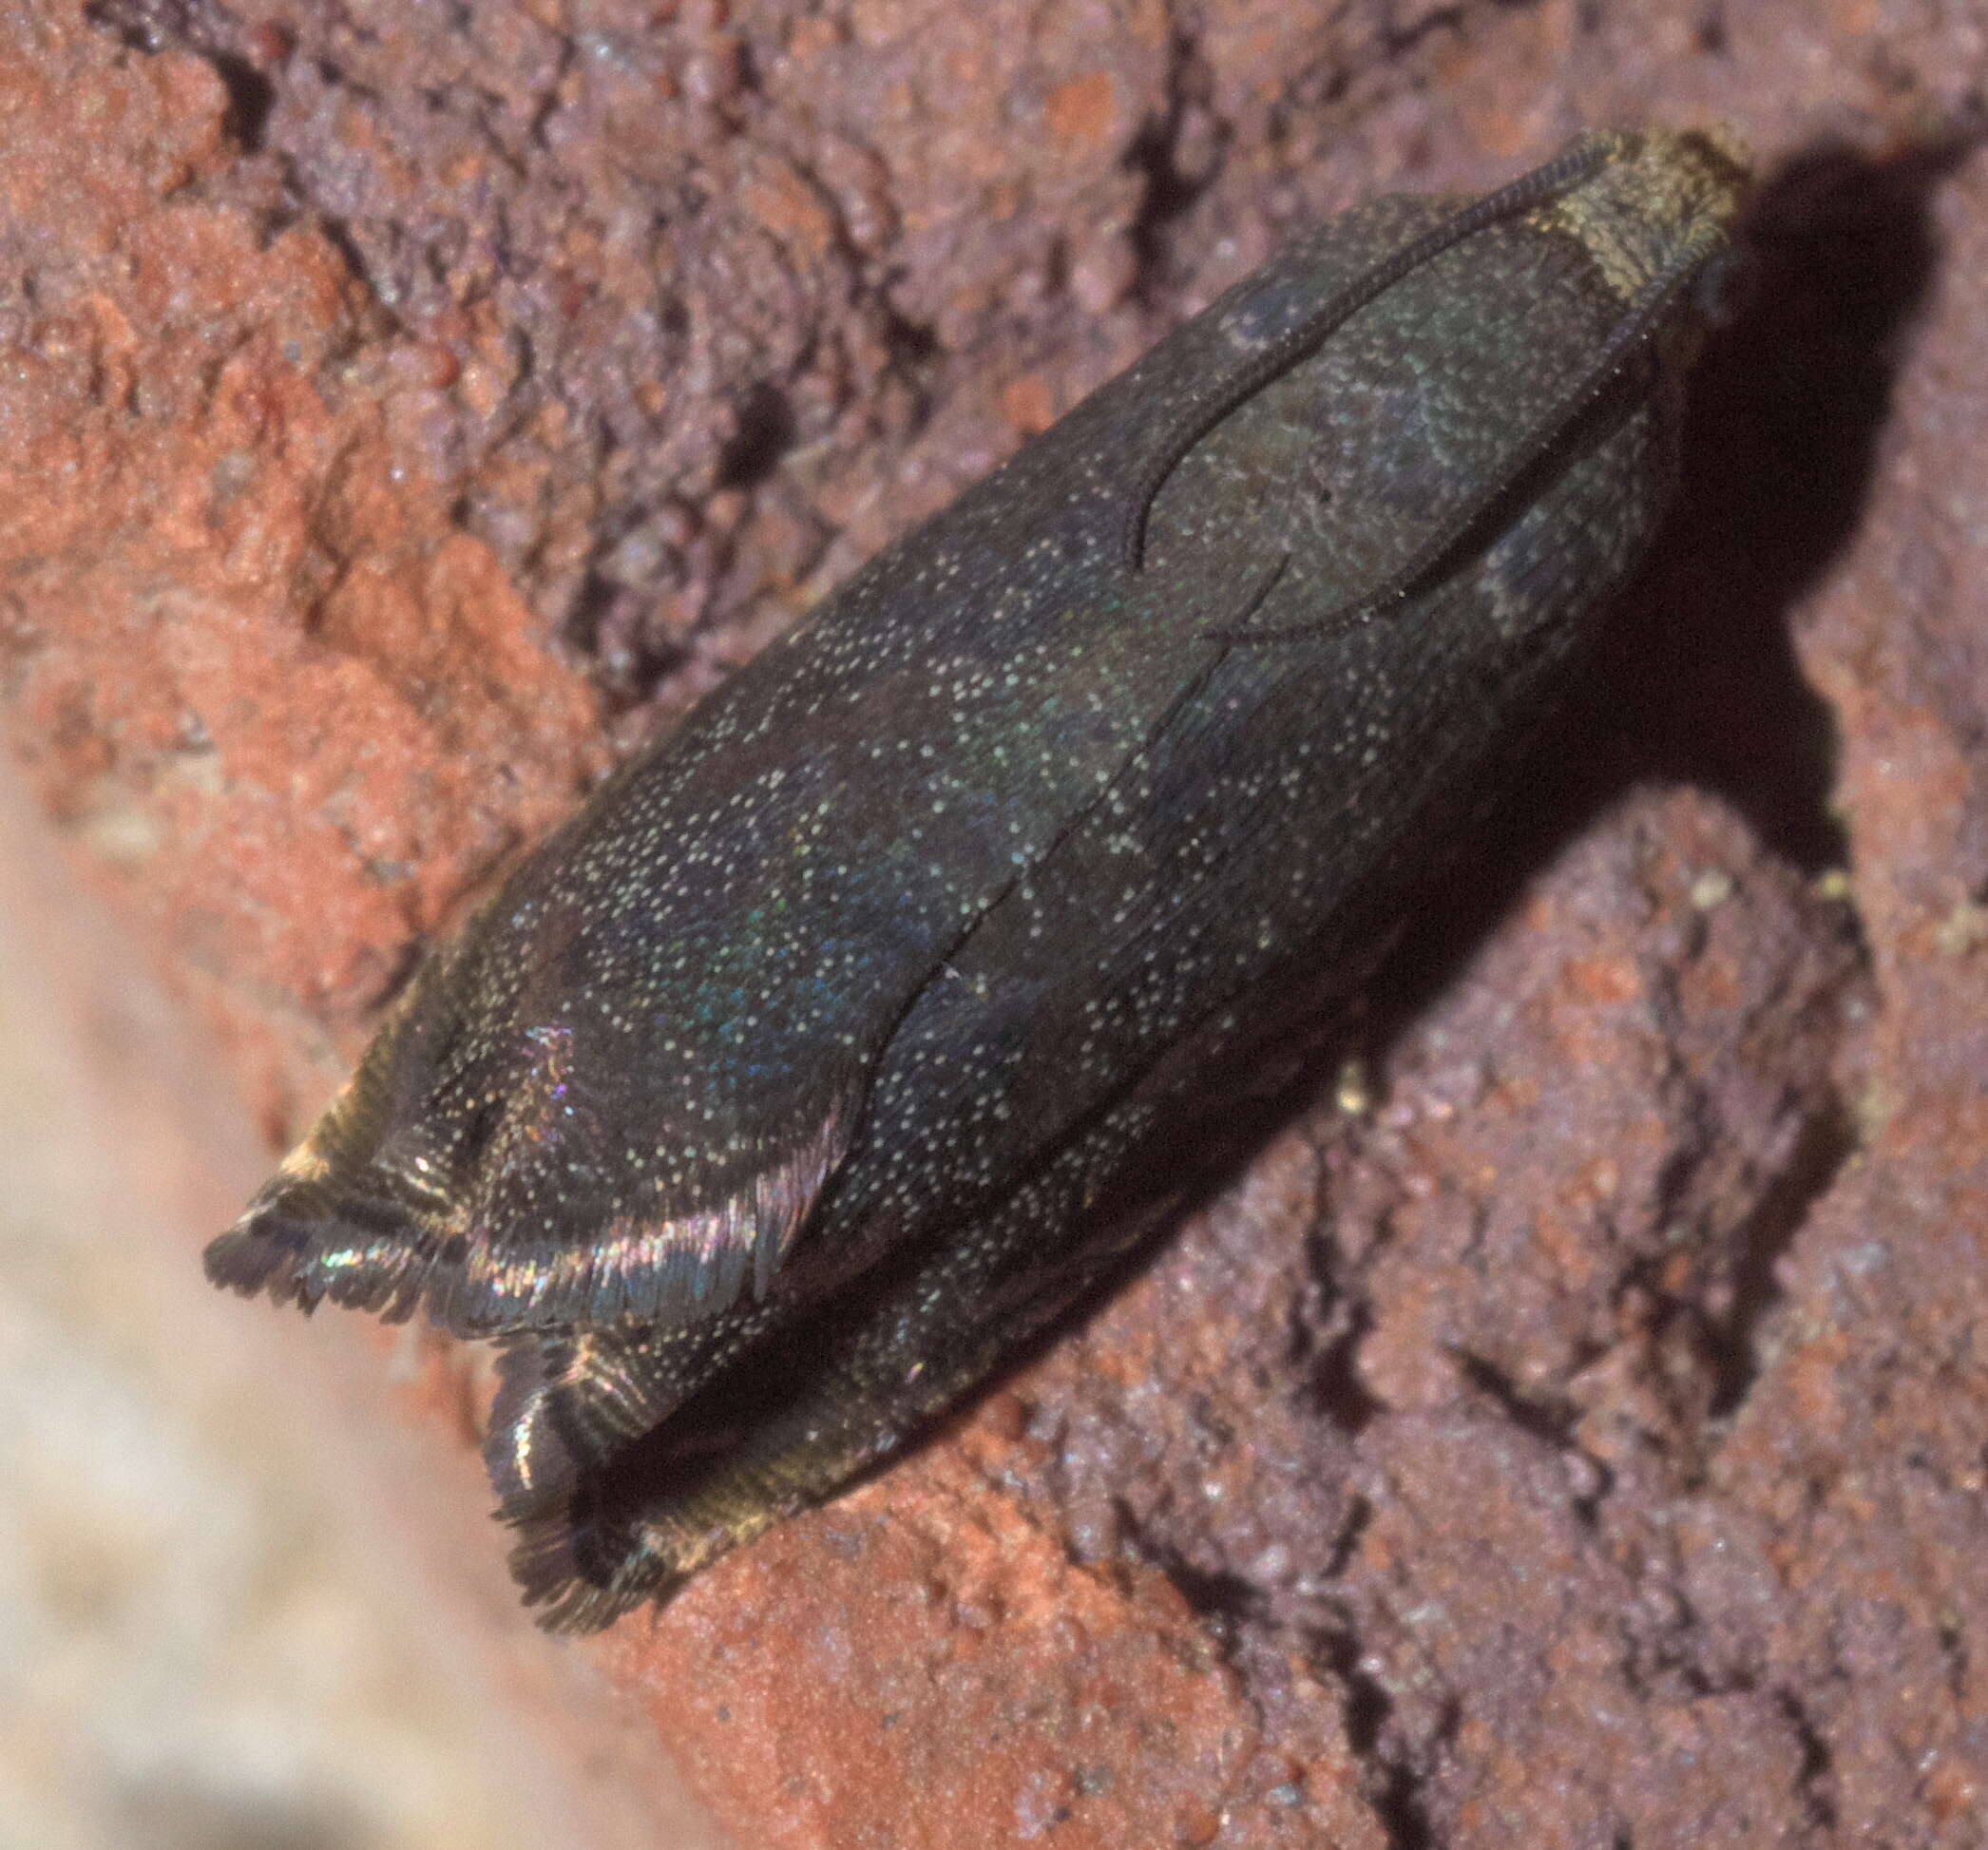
1286 134 1971 1432
1356 130 1967 1042
1545 130 1969 876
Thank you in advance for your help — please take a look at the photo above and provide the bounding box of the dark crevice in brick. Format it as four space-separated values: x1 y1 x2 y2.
1704 1097 1856 1418
1112 1501 1264 1636
308 215 385 315
1455 1349 1582 1450
1309 1308 1385 1437
1123 15 1222 304
1321 1492 1372 1582
86 1 278 154
1378 3 1471 60
1312 1626 1439 1850
206 49 276 150
1777 1686 1839 1830
713 381 797 491
1150 1554 1262 1632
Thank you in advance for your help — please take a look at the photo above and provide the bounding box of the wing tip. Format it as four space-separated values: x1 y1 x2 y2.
439 1099 857 1335
202 1190 428 1323
503 1494 687 1635
485 1337 581 1521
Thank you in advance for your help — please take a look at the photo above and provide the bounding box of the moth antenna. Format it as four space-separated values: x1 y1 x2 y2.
1120 135 1616 574
1216 215 1728 645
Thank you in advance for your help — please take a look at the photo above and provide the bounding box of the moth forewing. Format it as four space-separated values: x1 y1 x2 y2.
208 128 1750 1631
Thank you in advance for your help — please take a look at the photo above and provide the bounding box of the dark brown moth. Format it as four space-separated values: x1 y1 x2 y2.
208 129 1750 1632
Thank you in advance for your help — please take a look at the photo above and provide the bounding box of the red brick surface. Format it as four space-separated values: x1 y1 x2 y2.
6 3 1985 1843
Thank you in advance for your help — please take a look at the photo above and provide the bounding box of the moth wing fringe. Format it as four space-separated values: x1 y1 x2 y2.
507 1512 666 1635
484 1329 671 1524
201 1100 856 1336
202 1206 428 1324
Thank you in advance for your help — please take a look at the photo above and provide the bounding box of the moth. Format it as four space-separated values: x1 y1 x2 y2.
208 129 1749 1632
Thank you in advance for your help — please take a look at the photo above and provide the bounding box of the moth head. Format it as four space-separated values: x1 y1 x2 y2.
1543 127 1753 363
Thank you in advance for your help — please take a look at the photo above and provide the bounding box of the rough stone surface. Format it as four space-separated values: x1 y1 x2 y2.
0 765 718 1850
5 1 1986 1846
